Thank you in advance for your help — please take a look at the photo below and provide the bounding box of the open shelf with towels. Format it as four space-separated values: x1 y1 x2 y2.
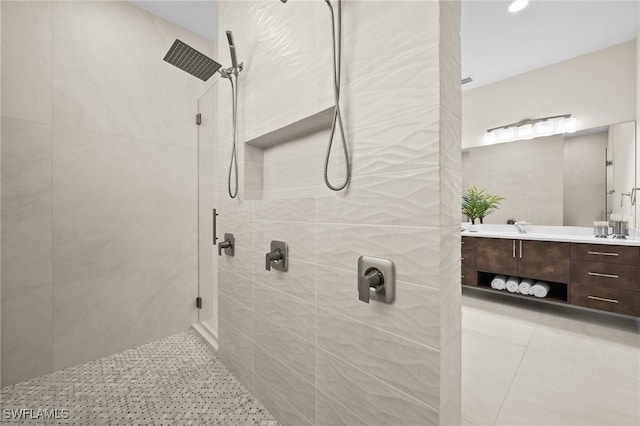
474 272 568 304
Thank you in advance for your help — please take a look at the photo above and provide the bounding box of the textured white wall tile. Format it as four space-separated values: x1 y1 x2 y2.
317 168 441 227
219 293 254 338
253 197 316 222
254 220 315 263
1 1 52 123
253 374 314 426
316 390 368 426
254 345 315 423
255 317 316 385
316 264 440 348
219 318 255 392
317 307 440 407
254 283 315 343
1 118 52 290
253 256 316 304
218 269 253 311
317 349 439 426
1 284 53 386
316 223 440 286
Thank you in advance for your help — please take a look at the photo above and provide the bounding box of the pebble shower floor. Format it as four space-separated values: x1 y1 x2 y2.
0 331 279 425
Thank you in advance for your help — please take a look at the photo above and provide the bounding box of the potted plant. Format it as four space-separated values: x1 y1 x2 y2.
462 185 504 231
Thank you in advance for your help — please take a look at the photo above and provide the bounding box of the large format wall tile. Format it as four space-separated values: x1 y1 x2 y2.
52 262 196 370
254 282 315 343
253 374 313 426
1 1 52 123
254 345 315 423
317 307 440 407
316 264 440 348
1 284 53 386
52 1 211 146
317 349 439 426
1 118 52 290
316 223 440 287
255 316 316 385
52 126 197 284
316 390 368 426
317 168 441 227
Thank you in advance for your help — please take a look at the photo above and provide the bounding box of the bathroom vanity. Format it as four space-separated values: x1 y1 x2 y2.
461 229 640 317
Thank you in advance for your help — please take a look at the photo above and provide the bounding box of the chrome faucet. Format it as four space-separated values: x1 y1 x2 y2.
514 221 529 234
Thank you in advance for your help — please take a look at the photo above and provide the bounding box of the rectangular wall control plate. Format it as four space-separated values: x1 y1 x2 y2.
357 255 395 304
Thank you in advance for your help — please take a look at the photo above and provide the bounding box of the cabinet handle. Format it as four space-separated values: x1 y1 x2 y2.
512 240 516 258
587 295 619 304
519 240 523 259
461 241 465 245
588 272 619 279
587 251 619 257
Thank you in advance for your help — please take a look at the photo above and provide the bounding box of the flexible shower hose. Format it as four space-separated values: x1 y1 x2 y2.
324 0 351 191
227 74 239 199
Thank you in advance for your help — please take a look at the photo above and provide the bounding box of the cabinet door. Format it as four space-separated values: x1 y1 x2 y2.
475 238 518 276
518 240 570 283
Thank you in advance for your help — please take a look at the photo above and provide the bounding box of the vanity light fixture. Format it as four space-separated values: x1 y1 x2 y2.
508 0 529 13
484 114 576 144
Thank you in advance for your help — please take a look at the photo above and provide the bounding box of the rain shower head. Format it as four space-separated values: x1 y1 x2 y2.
225 31 239 69
163 39 222 82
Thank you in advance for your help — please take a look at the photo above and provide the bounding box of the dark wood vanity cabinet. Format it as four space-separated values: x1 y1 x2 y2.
461 237 640 317
474 238 570 283
461 237 476 286
569 243 640 316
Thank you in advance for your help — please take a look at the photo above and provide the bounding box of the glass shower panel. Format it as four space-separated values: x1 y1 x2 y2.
197 84 218 334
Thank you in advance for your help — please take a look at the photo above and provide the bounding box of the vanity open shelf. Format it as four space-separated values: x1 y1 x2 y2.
473 271 568 304
462 234 640 317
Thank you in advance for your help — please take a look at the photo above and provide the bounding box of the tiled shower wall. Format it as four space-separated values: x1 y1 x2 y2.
215 1 462 425
1 1 213 386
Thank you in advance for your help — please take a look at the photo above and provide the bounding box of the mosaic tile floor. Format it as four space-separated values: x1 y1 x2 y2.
0 331 279 426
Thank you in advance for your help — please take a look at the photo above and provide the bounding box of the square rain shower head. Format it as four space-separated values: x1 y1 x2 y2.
163 39 222 82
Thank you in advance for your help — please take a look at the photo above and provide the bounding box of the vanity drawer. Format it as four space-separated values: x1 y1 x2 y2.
571 260 639 291
571 243 640 265
570 283 640 316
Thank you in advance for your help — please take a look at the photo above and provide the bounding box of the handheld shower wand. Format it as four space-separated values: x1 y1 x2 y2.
219 30 243 199
281 0 351 191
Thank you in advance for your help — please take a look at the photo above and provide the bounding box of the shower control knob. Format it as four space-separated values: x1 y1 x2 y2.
358 268 384 303
357 256 395 304
218 234 235 257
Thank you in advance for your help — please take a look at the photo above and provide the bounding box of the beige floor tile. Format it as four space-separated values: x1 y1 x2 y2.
495 348 640 426
462 329 527 426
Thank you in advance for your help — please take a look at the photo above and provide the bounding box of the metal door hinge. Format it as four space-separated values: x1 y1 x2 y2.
196 297 202 309
196 113 202 125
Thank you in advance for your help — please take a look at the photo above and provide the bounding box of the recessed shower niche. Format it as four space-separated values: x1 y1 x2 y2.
242 106 337 200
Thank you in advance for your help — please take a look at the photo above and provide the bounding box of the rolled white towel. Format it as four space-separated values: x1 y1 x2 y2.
491 275 507 290
506 276 521 293
518 278 535 295
531 282 551 298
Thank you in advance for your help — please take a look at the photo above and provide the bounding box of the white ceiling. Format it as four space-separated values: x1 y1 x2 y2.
129 1 218 41
129 1 639 91
462 0 640 90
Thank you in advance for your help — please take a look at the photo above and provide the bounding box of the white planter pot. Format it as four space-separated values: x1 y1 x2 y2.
468 224 481 232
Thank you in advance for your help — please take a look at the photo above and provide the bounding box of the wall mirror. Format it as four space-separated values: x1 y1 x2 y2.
462 121 637 228
461 1 638 230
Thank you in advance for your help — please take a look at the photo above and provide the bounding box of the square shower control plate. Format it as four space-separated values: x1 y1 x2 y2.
269 240 288 272
358 256 395 304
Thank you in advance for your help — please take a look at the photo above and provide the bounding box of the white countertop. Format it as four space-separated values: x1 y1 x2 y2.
461 224 640 246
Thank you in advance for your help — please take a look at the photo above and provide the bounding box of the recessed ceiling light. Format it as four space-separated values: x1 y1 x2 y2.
508 0 529 13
